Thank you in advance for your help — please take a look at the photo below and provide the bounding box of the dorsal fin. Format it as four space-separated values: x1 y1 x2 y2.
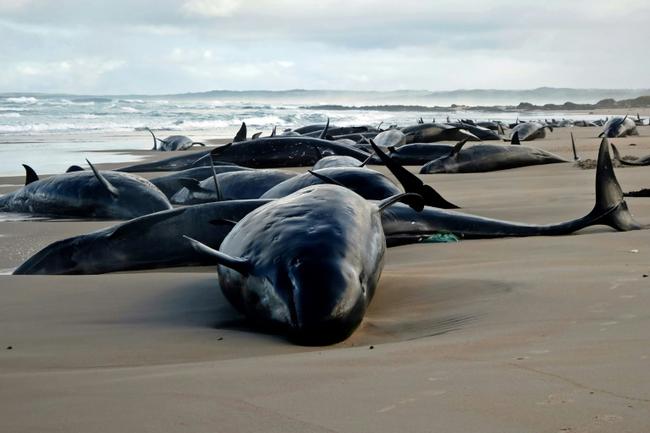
22 164 39 185
307 170 345 187
66 165 84 173
270 126 277 137
146 127 157 150
570 132 579 161
369 139 458 209
209 156 221 201
234 122 247 142
86 159 119 198
511 131 521 145
252 132 262 140
183 236 251 274
319 118 330 139
377 193 424 212
450 138 468 158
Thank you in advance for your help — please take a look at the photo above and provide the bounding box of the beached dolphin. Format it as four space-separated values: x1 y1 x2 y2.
0 161 171 219
365 143 456 165
312 155 369 169
117 123 249 172
171 169 297 205
600 116 639 138
15 140 639 275
149 165 252 198
117 150 212 172
384 138 641 245
419 140 568 174
146 128 206 151
610 143 650 166
201 137 372 168
260 167 403 201
448 122 502 141
372 129 406 148
510 122 552 144
184 185 423 345
303 125 377 138
402 123 480 143
13 200 270 275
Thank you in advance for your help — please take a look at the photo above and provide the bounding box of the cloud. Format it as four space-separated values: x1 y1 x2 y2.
182 0 241 17
0 58 125 92
0 0 648 93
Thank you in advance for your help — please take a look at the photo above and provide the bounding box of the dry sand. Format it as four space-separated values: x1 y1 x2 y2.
1 127 649 433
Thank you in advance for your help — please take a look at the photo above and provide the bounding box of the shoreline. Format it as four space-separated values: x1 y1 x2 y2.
1 127 649 432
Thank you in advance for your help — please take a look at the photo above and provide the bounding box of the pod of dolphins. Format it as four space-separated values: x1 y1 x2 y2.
3 116 646 345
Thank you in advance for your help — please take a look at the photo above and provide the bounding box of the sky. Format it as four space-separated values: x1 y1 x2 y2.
0 0 648 94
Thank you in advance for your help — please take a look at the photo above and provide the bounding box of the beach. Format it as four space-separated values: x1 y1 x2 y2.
1 126 649 432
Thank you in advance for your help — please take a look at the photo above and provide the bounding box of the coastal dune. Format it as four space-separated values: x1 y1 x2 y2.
1 126 649 432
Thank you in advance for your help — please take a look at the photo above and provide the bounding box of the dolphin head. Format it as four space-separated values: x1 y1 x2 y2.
283 257 367 345
13 236 98 275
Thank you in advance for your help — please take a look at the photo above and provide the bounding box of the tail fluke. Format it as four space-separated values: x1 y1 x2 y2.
369 139 459 209
586 138 641 231
609 143 643 166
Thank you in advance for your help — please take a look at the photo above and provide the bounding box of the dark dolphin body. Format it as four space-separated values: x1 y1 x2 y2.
150 165 252 198
171 169 296 205
15 141 640 275
261 167 402 200
611 143 650 166
147 128 205 151
371 143 455 165
373 129 406 147
600 116 639 138
402 123 480 144
303 126 377 138
206 137 371 168
13 200 270 275
385 138 640 245
511 122 552 143
185 185 420 345
312 155 367 169
448 122 502 141
420 142 568 174
117 150 212 173
0 163 171 219
118 123 249 172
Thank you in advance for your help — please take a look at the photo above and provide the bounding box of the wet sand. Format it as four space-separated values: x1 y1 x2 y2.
1 126 649 432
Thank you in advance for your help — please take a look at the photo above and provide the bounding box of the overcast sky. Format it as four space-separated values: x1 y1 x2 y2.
1 0 648 94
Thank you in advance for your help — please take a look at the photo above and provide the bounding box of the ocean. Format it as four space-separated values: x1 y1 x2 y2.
0 93 610 176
